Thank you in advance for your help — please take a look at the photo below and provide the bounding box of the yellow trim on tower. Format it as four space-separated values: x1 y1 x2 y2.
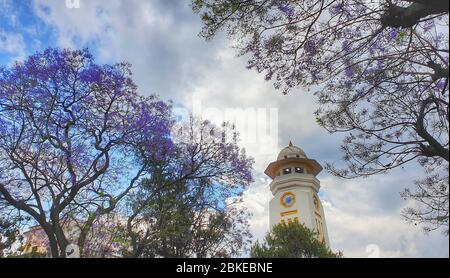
280 210 298 217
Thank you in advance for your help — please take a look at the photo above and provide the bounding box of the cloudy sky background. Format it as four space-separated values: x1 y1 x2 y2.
0 0 448 257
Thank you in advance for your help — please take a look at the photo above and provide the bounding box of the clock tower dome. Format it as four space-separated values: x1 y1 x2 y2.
264 141 330 246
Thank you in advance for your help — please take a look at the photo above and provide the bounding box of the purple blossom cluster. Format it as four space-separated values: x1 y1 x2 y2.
0 47 174 211
436 79 448 91
387 28 400 41
275 1 295 19
329 2 344 17
304 39 318 56
173 118 254 188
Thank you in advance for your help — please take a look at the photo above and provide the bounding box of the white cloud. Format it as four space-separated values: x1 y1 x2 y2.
312 167 448 257
241 176 272 242
33 0 113 47
0 0 17 27
0 31 26 62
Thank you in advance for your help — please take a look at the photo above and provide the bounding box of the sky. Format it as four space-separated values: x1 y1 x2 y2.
0 0 448 257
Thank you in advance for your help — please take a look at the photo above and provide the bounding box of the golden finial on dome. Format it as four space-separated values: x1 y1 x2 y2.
289 140 293 147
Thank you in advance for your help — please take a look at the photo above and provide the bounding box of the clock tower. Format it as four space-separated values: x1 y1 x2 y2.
264 141 330 246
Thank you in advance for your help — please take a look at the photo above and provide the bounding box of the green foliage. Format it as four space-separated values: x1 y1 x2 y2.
0 216 24 258
250 222 341 258
126 176 251 258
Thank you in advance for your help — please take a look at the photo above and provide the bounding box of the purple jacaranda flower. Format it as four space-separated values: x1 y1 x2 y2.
304 40 317 55
387 28 400 41
276 1 295 19
329 2 343 17
436 79 448 91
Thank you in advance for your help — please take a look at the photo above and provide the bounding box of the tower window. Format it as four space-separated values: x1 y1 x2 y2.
295 167 304 173
282 168 291 175
284 155 288 159
296 155 300 158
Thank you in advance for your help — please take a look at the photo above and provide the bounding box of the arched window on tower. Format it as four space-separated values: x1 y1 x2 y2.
294 167 304 173
282 168 291 175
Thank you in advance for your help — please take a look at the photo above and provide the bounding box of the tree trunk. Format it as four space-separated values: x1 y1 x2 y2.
382 1 449 28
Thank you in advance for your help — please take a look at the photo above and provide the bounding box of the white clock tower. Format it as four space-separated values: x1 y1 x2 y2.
264 141 330 246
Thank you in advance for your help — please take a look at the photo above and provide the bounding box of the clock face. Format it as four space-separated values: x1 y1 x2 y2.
280 192 296 208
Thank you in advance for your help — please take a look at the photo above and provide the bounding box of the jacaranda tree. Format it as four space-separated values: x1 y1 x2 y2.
0 48 173 257
192 0 449 234
124 118 254 258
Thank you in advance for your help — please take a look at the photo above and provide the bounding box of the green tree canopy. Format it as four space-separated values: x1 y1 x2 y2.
251 222 341 258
